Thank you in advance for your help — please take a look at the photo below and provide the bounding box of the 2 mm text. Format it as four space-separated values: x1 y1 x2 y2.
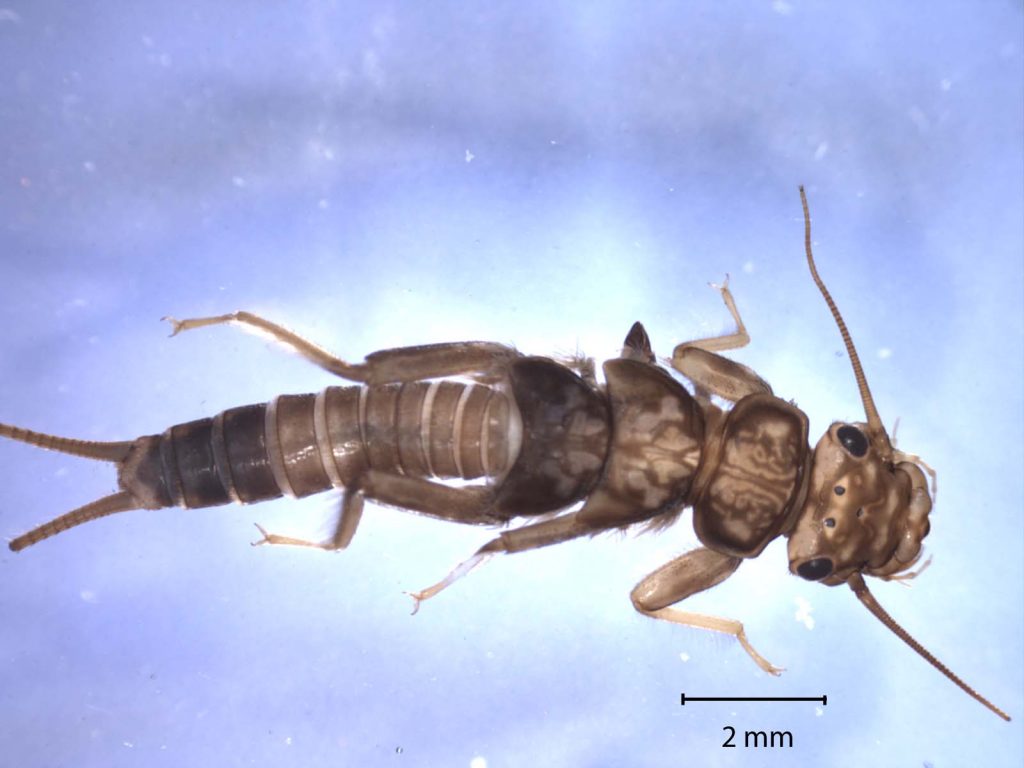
722 726 793 749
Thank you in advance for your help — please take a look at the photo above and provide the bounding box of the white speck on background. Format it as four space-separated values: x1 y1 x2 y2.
795 596 815 629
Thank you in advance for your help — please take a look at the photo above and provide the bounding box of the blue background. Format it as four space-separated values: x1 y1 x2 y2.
1 2 1021 766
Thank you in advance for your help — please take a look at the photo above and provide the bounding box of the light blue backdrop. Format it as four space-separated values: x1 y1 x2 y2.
1 2 1021 766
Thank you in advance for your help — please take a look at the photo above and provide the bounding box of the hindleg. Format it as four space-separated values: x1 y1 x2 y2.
253 472 499 552
356 471 498 523
253 486 366 551
631 547 783 676
163 310 517 384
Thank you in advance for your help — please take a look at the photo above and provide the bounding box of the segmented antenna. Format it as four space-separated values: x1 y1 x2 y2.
799 186 891 454
849 573 1010 721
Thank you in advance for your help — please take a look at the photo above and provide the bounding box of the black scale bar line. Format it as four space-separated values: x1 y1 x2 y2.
680 694 827 706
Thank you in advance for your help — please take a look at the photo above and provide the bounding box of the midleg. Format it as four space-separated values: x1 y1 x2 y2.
164 310 517 383
630 547 783 675
407 513 592 611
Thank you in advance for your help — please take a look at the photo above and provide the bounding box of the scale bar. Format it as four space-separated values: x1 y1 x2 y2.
681 694 826 706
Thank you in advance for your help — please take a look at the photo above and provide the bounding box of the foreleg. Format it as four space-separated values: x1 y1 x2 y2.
631 547 783 675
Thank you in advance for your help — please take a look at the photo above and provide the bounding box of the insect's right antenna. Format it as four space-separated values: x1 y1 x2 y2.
0 422 137 551
799 187 893 458
849 573 1011 721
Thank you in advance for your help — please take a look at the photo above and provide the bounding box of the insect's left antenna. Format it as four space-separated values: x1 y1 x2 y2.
1 422 138 551
799 186 893 457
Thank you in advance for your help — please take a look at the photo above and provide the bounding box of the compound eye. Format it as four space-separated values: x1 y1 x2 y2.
797 558 834 581
836 424 868 457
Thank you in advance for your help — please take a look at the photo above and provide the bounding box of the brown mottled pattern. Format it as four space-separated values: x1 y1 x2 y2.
532 388 608 498
585 360 705 526
790 432 930 584
610 395 702 508
495 357 610 516
699 401 805 556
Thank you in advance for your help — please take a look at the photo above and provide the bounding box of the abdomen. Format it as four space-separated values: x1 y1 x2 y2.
122 381 519 510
